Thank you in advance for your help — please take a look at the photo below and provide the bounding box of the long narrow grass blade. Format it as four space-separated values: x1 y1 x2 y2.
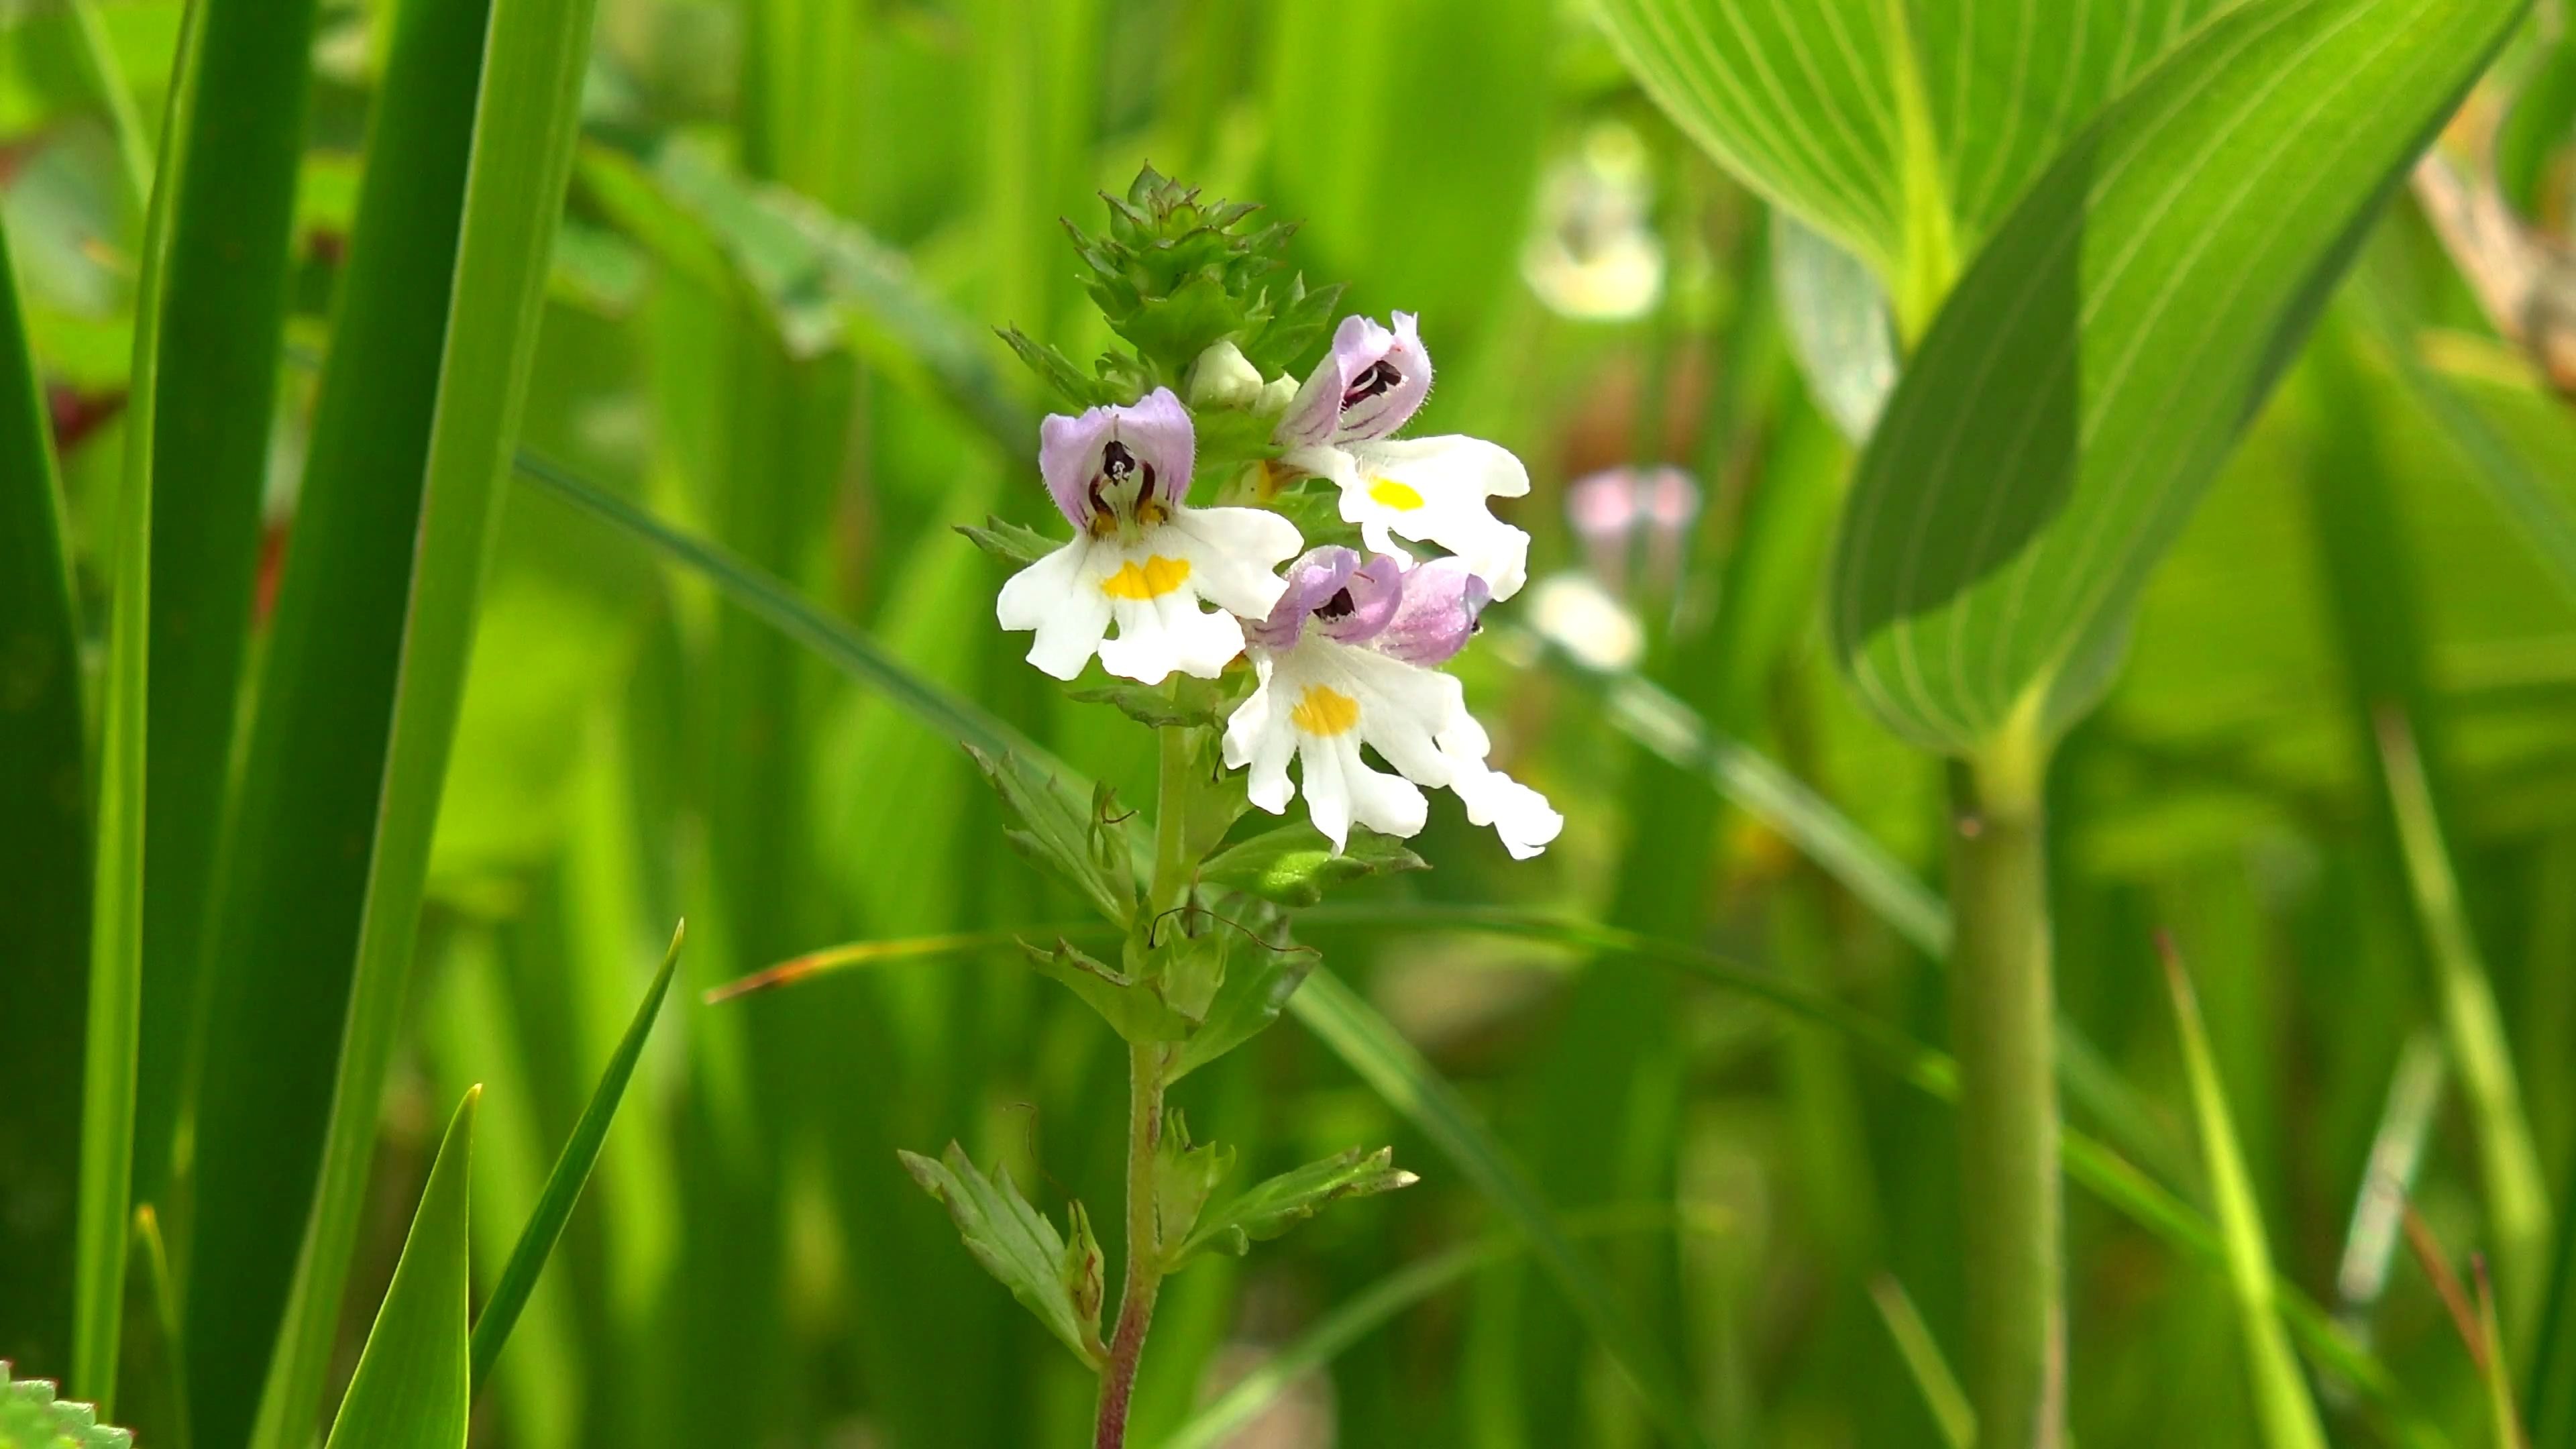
1287 969 1708 1449
249 0 606 1442
1868 1275 1974 1449
2337 1034 2445 1338
184 0 492 1432
2378 709 2553 1326
131 0 327 1205
2481 1262 2532 1449
2530 1124 2576 1442
2159 936 2328 1449
469 923 686 1389
0 201 91 1377
72 0 201 1409
64 0 151 209
319 1091 478 1449
515 449 1069 778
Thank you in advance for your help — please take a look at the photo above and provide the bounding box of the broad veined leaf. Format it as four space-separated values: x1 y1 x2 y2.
318 1091 477 1449
1826 0 2526 756
1597 0 2238 324
897 1144 1106 1369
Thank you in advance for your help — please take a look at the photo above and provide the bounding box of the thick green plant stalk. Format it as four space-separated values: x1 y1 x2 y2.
1947 727 2063 1449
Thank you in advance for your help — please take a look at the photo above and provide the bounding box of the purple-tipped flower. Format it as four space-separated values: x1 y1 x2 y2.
1000 388 1301 684
1276 313 1435 448
1222 551 1558 859
1273 314 1533 600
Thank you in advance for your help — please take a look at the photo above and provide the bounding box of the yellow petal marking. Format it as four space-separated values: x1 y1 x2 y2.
1367 476 1425 511
1099 555 1192 600
1289 685 1361 737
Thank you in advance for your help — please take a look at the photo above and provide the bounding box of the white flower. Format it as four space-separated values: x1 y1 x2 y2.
1273 313 1533 601
1223 548 1562 859
997 388 1301 684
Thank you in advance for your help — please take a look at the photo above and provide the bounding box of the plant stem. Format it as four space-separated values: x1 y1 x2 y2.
1096 1041 1169 1448
1097 719 1194 1447
1948 736 2064 1449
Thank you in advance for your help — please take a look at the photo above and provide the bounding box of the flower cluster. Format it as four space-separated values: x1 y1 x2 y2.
996 311 1560 859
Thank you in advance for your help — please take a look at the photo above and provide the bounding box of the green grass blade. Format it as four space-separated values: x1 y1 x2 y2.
2531 1120 2576 1442
515 449 1071 777
1825 0 2527 754
63 0 151 210
2379 709 2553 1328
1289 970 1709 1449
319 1091 478 1449
130 0 326 1205
0 197 91 1376
249 0 606 1441
1867 1275 1974 1449
468 922 686 1390
72 0 201 1409
183 0 492 1433
1159 1208 1705 1449
2159 938 2328 1449
114 1208 188 1449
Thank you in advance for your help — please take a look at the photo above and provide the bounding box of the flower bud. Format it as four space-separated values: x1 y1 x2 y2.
1187 339 1266 410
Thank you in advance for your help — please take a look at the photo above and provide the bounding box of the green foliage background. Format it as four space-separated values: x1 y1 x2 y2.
7 0 2576 1445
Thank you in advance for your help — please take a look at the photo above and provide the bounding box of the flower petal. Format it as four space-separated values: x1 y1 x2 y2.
1038 386 1199 529
1338 435 1532 600
1372 555 1490 666
1274 313 1435 449
1160 506 1301 619
997 537 1112 680
1246 545 1362 651
1449 765 1564 860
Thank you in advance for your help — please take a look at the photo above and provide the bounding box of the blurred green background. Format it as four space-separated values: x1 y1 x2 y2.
8 0 2576 1445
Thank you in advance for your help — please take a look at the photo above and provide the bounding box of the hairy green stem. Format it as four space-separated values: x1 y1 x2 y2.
1949 737 2064 1449
1096 1042 1168 1448
1097 720 1195 1446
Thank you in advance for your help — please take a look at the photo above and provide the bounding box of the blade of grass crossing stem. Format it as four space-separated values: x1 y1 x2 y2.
73 1 201 1410
250 0 605 1444
1868 1275 1975 1449
1161 1210 1705 1449
318 1091 478 1449
131 0 327 1206
2161 938 2328 1449
2378 710 2553 1333
1291 969 1707 1449
182 0 490 1434
536 460 2423 1426
0 211 90 1373
114 1208 188 1449
469 923 685 1389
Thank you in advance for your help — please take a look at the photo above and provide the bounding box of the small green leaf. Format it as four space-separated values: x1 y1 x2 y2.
896 1144 1106 1370
1199 825 1427 909
1171 1146 1416 1269
968 747 1137 926
957 515 1060 568
1153 1111 1236 1260
1022 938 1191 1044
320 1089 476 1449
1067 675 1242 730
1142 925 1228 1025
1170 925 1314 1081
998 327 1119 407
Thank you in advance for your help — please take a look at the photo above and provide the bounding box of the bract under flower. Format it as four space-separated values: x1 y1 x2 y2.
1001 388 1301 684
1224 547 1558 858
1273 314 1533 600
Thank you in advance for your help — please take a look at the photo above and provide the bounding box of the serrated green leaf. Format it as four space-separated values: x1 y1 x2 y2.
1153 1111 1236 1259
1067 675 1242 729
998 326 1117 407
1169 924 1315 1082
1 1363 131 1449
1197 825 1428 909
1825 0 2526 755
957 515 1060 568
897 1144 1106 1369
1022 937 1192 1044
1171 1146 1416 1269
319 1089 476 1449
968 746 1137 925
